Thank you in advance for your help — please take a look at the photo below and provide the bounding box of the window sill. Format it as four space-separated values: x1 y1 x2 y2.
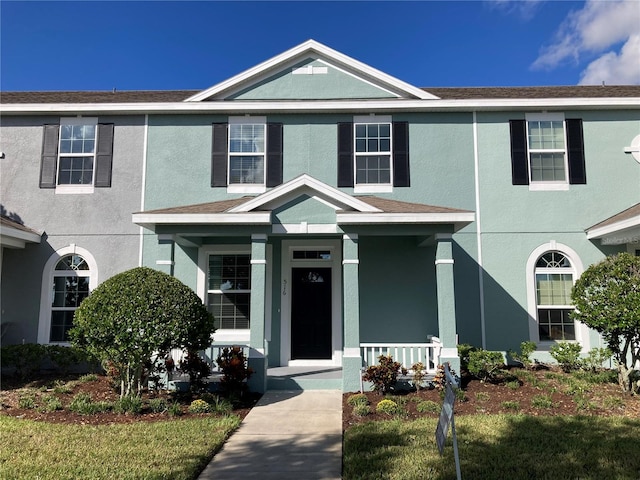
528 182 569 192
55 185 95 195
212 329 250 343
354 184 393 194
227 185 266 194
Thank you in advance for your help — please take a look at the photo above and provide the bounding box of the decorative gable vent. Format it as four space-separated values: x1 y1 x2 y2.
292 65 329 75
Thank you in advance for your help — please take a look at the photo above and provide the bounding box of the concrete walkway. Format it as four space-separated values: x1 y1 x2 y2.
197 390 343 480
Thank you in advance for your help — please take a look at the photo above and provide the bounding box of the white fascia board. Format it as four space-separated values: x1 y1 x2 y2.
586 215 640 240
185 39 436 102
229 174 381 213
2 97 639 115
131 212 272 226
0 225 42 247
337 212 475 225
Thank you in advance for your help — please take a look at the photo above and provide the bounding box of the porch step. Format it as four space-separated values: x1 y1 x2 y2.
267 366 343 391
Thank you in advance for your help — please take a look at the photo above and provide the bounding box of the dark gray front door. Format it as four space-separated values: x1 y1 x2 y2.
291 267 332 359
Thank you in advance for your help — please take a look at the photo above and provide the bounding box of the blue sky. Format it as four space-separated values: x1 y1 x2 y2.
1 1 638 92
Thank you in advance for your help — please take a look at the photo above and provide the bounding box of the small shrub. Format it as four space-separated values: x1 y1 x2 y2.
410 362 427 390
433 364 457 391
501 400 520 411
353 404 371 417
180 351 212 393
467 349 505 382
1 343 47 380
572 369 617 384
376 399 401 416
69 393 111 415
40 395 63 412
457 344 478 372
168 401 183 417
509 340 537 369
114 395 143 414
188 399 211 414
52 380 73 394
582 348 613 371
209 396 233 415
148 398 168 413
363 355 406 394
506 380 521 390
216 347 254 395
78 373 98 383
531 394 554 409
475 392 490 402
347 393 369 407
550 342 582 372
18 394 36 409
416 400 440 414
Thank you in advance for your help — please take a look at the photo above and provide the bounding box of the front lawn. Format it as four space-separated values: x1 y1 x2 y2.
0 415 240 480
344 415 640 480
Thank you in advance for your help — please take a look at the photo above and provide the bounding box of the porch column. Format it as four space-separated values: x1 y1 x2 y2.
435 234 460 373
248 234 268 393
342 233 361 392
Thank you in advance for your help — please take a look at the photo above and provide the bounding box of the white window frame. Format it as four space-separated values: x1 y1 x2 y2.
56 117 98 195
353 115 393 194
227 116 267 194
526 113 569 192
38 245 98 344
525 242 588 349
197 246 251 343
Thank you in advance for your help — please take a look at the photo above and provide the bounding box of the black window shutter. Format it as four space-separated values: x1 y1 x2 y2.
211 123 228 187
393 121 410 187
94 123 114 188
337 122 354 187
509 119 529 185
566 119 586 184
40 124 59 188
266 123 283 187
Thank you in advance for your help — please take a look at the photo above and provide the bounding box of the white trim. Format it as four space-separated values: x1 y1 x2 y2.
132 212 271 227
342 259 359 265
271 223 338 234
185 40 435 102
227 185 267 194
435 259 454 265
228 174 381 213
280 239 343 367
337 212 475 225
55 117 98 192
38 245 98 344
473 111 487 349
54 185 95 195
155 260 174 266
587 215 640 240
343 347 361 357
525 112 570 188
525 243 588 349
0 225 42 249
250 259 267 265
529 183 570 191
138 114 149 267
4 98 638 116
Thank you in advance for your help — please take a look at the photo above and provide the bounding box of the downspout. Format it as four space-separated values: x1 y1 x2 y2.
138 114 149 267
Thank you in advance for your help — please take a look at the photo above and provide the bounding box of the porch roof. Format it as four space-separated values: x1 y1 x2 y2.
0 215 42 249
586 202 640 245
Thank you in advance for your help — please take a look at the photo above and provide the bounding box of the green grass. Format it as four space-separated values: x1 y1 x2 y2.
343 415 640 480
0 415 240 480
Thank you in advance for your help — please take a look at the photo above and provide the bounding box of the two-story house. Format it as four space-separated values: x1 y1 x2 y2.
2 40 639 392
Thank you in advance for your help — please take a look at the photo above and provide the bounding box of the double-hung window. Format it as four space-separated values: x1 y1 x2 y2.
211 118 283 192
338 116 409 191
354 116 392 191
510 114 586 189
40 118 114 193
207 253 251 330
535 251 575 341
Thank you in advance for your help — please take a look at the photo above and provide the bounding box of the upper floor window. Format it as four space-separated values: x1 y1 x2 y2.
510 115 586 190
211 118 283 193
40 119 114 194
535 251 575 341
338 117 409 192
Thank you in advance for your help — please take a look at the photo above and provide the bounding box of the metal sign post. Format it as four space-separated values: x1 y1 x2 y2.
435 363 462 480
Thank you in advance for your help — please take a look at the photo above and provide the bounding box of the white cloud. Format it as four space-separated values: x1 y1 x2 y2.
487 0 544 20
531 0 640 85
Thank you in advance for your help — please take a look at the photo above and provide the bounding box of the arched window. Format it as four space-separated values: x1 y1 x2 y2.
38 246 97 344
535 251 575 341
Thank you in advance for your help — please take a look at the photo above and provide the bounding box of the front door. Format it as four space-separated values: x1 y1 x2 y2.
290 267 332 359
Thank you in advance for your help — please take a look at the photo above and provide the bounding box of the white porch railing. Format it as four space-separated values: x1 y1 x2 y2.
360 338 442 374
168 344 250 373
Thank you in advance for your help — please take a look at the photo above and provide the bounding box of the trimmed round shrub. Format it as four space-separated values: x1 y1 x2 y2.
353 403 371 417
188 399 211 414
416 400 440 414
376 399 401 416
347 393 369 407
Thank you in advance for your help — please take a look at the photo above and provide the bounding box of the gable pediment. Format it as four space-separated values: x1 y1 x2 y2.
186 40 437 102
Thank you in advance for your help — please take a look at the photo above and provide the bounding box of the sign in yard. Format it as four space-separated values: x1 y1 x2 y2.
435 363 462 480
